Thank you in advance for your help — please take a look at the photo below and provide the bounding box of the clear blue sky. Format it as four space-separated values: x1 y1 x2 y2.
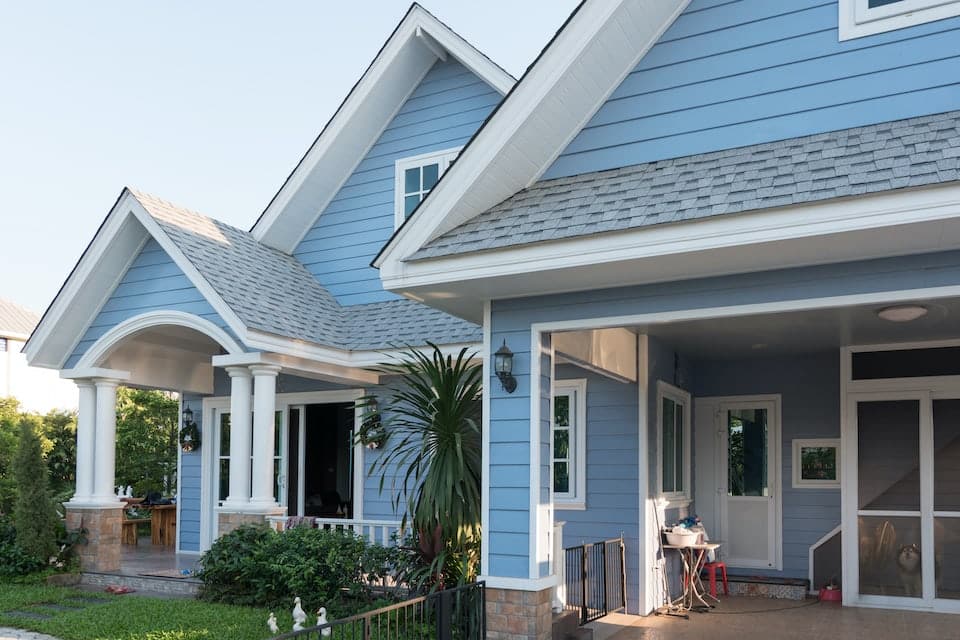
0 1 578 313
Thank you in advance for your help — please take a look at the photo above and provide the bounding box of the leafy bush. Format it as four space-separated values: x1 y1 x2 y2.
0 516 45 577
199 524 403 615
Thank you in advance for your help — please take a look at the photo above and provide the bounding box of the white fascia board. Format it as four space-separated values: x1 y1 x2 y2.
383 184 960 318
212 351 380 386
60 367 131 381
24 190 149 369
374 0 689 270
243 328 479 369
251 5 513 253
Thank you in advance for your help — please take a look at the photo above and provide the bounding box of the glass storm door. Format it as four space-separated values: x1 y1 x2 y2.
719 399 780 569
853 393 960 605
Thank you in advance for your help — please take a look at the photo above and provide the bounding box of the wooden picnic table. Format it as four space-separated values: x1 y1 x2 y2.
149 504 177 547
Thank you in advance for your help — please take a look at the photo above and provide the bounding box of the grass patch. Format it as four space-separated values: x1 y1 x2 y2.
0 583 282 639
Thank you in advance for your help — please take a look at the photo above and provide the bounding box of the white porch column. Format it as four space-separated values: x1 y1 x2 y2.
70 380 97 504
223 366 253 509
249 364 281 510
91 378 122 504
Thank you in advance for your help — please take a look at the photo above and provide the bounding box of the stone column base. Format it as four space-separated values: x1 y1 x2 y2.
65 505 124 573
487 586 553 640
217 510 284 536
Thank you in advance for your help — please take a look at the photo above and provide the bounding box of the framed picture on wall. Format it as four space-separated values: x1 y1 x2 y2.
792 439 841 488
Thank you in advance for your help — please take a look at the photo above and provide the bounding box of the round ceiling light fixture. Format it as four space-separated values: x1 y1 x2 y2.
877 305 928 323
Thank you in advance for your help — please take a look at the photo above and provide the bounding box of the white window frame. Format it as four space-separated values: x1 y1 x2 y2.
839 0 960 40
552 378 587 510
656 381 691 506
792 438 841 489
393 147 461 229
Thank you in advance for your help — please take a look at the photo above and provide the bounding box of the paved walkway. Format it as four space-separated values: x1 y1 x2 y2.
588 597 960 640
0 629 62 640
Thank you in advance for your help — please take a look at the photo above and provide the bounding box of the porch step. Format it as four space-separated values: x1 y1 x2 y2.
553 610 592 640
724 575 809 600
80 571 201 598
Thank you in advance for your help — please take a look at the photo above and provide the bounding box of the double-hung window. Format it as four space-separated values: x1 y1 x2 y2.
552 379 587 509
657 381 691 505
839 0 960 39
394 147 460 228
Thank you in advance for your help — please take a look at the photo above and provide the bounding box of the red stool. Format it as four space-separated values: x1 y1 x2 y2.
702 561 729 597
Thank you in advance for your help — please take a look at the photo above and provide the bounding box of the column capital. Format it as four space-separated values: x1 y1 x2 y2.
225 365 253 378
73 379 97 390
248 364 282 377
92 377 123 389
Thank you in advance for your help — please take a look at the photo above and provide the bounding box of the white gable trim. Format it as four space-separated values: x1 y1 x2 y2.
24 190 249 369
251 4 513 253
374 0 690 270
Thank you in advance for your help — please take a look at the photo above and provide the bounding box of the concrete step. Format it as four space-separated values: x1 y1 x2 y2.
80 571 201 598
553 610 592 640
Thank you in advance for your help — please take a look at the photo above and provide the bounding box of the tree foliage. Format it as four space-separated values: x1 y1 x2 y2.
115 388 179 496
13 415 59 562
364 344 482 589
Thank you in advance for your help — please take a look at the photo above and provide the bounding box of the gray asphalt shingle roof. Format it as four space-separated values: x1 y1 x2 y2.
412 110 960 260
0 298 39 338
131 191 478 351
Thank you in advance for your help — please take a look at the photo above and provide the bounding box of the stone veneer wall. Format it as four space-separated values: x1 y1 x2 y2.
217 511 274 536
486 587 553 640
65 506 124 573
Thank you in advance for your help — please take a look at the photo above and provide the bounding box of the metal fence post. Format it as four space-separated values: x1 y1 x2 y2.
580 546 588 625
600 540 608 617
437 587 452 640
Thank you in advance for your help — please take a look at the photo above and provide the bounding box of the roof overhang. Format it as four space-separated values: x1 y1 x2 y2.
375 0 690 270
24 189 250 370
251 3 514 254
381 184 960 323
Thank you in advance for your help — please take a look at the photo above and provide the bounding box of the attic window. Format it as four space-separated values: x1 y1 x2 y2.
839 0 960 39
394 147 460 228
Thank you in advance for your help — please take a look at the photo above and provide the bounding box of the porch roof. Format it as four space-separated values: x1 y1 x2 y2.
411 109 960 260
132 191 479 352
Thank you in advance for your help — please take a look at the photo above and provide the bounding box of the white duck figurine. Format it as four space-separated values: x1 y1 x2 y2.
317 607 331 637
267 612 279 635
292 596 307 628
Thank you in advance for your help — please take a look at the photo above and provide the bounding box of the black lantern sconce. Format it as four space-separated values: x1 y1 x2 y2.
494 340 517 393
179 405 201 453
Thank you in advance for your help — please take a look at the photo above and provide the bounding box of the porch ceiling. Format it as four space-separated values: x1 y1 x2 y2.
635 296 960 359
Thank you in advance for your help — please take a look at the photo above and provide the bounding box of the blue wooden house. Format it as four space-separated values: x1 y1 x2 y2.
24 2 511 572
26 0 960 635
376 0 960 634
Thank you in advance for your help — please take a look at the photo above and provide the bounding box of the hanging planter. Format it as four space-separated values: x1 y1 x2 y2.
180 406 201 453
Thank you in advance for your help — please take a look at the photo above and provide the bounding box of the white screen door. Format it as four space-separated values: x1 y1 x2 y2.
719 398 781 569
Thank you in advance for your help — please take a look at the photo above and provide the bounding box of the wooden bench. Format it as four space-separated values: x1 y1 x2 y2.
122 518 151 545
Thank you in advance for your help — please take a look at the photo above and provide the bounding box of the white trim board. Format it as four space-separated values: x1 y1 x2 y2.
383 183 960 322
252 4 513 253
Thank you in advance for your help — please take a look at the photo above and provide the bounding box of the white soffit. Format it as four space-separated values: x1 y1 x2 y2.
375 0 690 268
251 4 514 254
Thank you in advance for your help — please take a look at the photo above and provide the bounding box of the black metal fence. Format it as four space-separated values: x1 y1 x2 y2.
274 582 486 640
564 537 626 624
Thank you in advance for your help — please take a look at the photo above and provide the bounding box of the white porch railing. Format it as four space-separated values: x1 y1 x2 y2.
267 516 404 547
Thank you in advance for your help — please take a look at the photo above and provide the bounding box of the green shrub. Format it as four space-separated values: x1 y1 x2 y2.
0 516 45 577
199 524 403 615
12 416 59 563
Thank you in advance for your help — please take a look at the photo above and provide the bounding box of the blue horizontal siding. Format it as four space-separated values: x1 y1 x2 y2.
555 364 641 612
546 0 960 178
294 58 501 306
65 238 238 368
178 394 204 552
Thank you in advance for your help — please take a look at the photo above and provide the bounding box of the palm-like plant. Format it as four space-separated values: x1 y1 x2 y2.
361 343 482 588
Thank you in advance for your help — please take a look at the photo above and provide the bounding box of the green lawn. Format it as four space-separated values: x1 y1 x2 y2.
0 583 282 640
